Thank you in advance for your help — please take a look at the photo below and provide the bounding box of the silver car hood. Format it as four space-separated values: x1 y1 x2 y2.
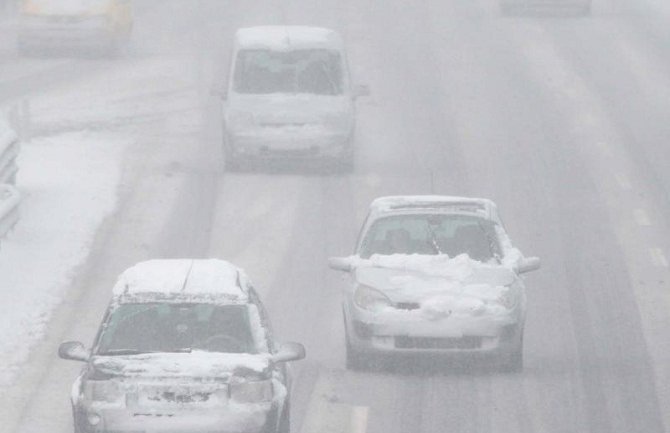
354 263 516 304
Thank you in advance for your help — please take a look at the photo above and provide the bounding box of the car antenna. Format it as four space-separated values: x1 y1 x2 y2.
430 169 436 194
180 261 196 293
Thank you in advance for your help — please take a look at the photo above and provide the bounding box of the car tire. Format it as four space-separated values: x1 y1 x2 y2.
345 328 368 371
497 338 523 373
277 405 290 433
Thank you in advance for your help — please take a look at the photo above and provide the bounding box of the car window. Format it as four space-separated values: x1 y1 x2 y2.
359 214 501 262
95 303 257 355
233 49 343 95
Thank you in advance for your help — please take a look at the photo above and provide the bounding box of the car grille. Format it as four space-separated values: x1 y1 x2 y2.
395 336 482 350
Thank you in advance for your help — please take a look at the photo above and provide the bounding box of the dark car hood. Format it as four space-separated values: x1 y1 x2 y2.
92 351 271 380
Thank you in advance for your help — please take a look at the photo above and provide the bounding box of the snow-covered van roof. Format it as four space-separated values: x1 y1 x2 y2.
112 259 249 301
370 196 498 220
234 26 344 51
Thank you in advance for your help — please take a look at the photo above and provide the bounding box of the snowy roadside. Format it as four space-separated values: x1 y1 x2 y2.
0 54 201 389
0 131 127 387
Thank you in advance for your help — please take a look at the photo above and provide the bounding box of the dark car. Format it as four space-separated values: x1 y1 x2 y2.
58 259 305 433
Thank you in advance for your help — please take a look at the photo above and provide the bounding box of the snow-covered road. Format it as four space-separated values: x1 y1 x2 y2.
2 0 670 432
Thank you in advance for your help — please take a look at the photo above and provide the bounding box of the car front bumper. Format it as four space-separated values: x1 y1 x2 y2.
227 130 352 162
345 305 523 357
18 17 116 48
75 402 276 433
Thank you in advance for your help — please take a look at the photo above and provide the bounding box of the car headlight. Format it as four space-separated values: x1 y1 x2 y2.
354 285 393 312
227 111 255 133
83 380 124 403
230 380 273 403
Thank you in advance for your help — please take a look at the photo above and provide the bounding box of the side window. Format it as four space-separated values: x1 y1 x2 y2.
355 214 371 254
247 287 276 352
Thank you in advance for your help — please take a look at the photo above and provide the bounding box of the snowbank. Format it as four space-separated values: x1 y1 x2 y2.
0 131 128 387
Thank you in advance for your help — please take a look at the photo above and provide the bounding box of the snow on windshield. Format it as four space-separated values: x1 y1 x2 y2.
233 49 343 95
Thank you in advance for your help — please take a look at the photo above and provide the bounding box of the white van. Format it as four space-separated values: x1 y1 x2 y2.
219 26 367 171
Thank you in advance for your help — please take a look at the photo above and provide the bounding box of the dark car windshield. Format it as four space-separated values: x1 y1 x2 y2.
96 303 257 355
233 49 343 95
359 214 501 262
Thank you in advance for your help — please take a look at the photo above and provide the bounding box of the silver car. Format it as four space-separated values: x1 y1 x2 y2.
328 196 541 372
58 259 305 433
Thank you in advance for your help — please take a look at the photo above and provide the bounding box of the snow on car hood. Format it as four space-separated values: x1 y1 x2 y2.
353 254 518 318
228 93 352 126
92 352 271 380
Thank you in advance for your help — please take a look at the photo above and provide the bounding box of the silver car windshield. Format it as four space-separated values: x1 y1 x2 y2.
96 303 257 355
360 214 501 262
233 49 343 95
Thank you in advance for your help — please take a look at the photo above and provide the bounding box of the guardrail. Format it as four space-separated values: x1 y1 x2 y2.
0 121 19 184
0 119 21 244
0 184 20 242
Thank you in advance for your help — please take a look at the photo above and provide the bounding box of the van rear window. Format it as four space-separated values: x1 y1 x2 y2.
233 49 343 95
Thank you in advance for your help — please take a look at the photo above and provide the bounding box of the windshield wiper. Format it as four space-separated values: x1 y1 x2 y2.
100 348 192 356
99 349 158 356
425 226 443 255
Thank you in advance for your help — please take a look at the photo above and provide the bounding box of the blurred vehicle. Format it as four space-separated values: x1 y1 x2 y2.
500 0 592 15
218 26 369 172
58 259 305 433
329 196 541 372
17 0 133 55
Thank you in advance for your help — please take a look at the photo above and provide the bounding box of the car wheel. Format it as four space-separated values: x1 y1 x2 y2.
277 405 290 433
345 328 367 371
498 338 523 373
72 406 84 433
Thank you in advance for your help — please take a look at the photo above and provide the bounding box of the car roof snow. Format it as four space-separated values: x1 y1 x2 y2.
235 26 344 51
369 195 497 220
112 259 249 301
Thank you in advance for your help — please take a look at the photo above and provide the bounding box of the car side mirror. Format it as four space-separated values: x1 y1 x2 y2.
58 341 90 362
272 342 306 363
517 257 541 274
353 84 370 99
328 257 354 273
